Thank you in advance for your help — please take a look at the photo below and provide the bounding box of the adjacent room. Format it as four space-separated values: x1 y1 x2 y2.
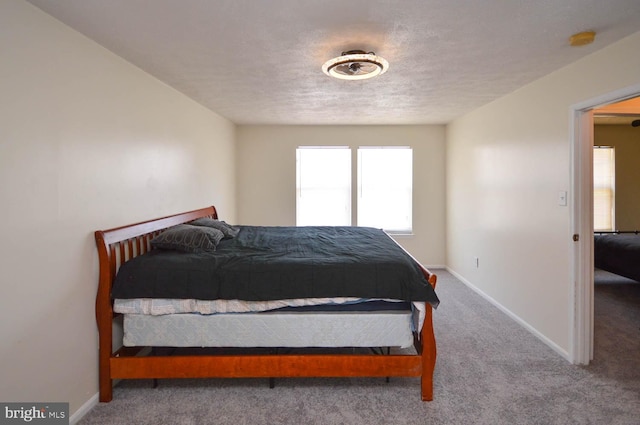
1 0 640 423
592 97 640 378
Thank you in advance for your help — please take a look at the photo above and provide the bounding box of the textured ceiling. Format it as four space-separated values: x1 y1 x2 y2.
26 0 640 125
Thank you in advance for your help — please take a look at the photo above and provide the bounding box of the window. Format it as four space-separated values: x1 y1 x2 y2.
296 147 351 226
296 146 413 233
593 146 615 231
358 147 412 233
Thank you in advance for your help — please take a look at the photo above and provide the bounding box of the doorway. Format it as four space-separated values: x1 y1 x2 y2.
571 86 640 364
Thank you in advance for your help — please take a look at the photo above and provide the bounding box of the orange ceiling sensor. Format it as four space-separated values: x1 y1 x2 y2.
569 31 596 47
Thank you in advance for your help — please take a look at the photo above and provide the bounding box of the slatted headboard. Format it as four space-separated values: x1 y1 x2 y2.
93 205 217 400
95 206 218 309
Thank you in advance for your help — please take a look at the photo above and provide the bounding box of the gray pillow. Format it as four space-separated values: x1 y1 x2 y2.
190 217 239 239
151 224 224 253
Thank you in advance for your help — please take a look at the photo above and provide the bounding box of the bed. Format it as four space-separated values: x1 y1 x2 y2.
95 205 439 402
594 232 640 282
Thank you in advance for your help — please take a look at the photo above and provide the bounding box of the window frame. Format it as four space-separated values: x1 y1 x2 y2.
295 145 413 234
356 146 413 234
295 146 352 227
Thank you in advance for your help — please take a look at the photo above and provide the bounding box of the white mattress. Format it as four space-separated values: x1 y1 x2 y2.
122 308 417 349
114 297 390 315
115 298 426 329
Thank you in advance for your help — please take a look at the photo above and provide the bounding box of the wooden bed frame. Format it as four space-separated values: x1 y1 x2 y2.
95 206 438 402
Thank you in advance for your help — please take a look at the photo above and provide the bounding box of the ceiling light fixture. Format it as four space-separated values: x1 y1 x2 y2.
322 50 389 80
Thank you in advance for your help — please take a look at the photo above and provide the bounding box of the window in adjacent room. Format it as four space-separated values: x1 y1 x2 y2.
593 146 615 231
357 147 413 233
296 146 351 226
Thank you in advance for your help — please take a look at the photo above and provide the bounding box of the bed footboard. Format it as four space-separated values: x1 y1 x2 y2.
94 205 437 402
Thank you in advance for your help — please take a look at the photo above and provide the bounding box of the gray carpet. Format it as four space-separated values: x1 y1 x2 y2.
79 270 640 425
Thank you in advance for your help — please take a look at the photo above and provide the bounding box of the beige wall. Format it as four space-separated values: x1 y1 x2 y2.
0 0 236 416
594 124 640 230
447 31 640 356
236 125 446 267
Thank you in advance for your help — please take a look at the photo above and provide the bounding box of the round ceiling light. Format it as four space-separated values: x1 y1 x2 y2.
322 50 389 80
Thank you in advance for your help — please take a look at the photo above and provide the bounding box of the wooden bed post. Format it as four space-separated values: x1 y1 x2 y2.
95 231 114 402
421 273 437 401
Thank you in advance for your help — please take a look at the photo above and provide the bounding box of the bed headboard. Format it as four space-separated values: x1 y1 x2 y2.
94 205 218 322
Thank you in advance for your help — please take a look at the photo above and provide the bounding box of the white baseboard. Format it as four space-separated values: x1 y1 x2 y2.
70 393 98 425
446 267 570 362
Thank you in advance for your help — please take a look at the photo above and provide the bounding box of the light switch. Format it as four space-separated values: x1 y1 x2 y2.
558 191 567 206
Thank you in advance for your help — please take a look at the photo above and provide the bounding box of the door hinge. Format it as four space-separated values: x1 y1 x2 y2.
573 234 579 242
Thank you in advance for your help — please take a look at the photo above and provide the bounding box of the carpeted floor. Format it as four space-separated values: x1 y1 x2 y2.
79 270 640 425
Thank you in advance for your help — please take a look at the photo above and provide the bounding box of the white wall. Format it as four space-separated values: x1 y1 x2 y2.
446 31 640 356
0 0 236 416
236 125 446 267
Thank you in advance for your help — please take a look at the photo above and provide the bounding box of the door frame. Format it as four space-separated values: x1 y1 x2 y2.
570 83 640 364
